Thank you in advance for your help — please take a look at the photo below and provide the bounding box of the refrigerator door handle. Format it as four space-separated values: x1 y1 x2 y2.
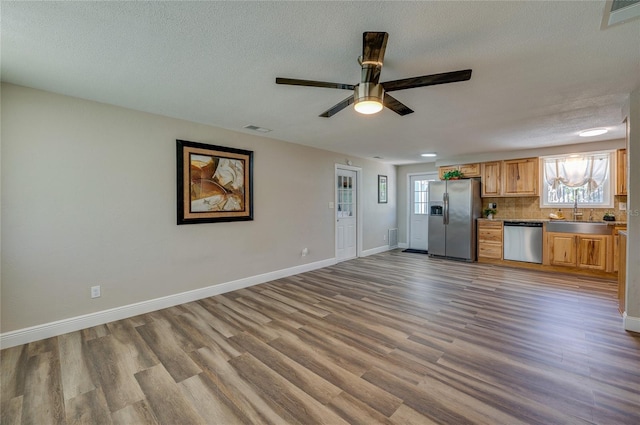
443 192 449 225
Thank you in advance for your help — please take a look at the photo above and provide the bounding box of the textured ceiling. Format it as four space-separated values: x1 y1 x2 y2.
2 1 639 164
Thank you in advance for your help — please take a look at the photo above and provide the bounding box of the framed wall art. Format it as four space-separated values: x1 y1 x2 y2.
378 174 388 203
176 139 253 224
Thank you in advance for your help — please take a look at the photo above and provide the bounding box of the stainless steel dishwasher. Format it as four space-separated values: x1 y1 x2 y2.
503 221 543 263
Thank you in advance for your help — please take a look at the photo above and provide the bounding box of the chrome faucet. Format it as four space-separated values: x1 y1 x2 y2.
573 197 583 221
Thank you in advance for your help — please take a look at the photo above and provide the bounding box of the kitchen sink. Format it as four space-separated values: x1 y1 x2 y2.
546 221 611 235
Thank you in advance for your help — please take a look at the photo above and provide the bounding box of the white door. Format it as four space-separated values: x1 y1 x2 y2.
336 168 357 261
409 173 438 250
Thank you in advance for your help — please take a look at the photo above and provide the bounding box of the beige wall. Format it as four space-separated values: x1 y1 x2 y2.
0 84 396 333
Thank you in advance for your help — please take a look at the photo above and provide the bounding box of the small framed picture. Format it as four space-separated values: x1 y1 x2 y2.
177 139 253 224
378 175 388 203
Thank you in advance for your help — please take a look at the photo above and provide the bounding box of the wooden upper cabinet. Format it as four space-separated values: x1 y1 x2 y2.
616 148 627 195
481 161 501 197
459 163 481 178
502 158 538 196
438 165 459 180
438 163 481 180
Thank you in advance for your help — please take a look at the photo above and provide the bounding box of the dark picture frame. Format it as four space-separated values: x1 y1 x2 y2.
177 139 253 224
378 174 388 203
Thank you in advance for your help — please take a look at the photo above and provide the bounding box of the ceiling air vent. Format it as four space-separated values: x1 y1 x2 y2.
243 125 272 133
602 0 640 28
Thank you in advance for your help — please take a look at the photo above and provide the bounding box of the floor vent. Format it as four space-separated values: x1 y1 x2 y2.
388 228 398 248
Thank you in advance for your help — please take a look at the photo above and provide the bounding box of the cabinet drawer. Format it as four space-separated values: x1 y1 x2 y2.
478 243 502 259
478 228 503 243
478 220 503 229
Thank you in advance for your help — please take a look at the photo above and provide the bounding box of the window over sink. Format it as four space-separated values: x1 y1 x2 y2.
540 150 614 208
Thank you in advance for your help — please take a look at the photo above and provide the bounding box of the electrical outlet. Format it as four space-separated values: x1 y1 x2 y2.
301 248 309 257
620 202 627 211
91 285 101 299
383 234 387 241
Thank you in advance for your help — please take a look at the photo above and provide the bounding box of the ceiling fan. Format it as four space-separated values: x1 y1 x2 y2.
276 32 472 117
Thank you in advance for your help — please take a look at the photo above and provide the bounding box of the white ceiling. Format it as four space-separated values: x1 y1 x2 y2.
2 1 639 164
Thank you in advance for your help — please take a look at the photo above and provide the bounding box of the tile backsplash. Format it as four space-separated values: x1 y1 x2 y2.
482 195 628 222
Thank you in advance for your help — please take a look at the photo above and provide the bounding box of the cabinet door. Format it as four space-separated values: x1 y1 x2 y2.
548 233 577 267
481 162 501 197
616 149 627 195
459 163 481 178
439 165 458 180
576 235 608 271
502 158 538 196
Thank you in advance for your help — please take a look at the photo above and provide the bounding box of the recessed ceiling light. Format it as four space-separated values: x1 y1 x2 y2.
421 153 437 157
579 128 608 137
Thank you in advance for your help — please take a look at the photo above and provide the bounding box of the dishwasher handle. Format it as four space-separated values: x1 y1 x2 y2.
503 221 543 227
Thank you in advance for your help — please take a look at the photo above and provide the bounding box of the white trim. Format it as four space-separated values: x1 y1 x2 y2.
398 242 409 249
539 150 615 209
623 312 640 333
0 258 336 349
361 245 392 257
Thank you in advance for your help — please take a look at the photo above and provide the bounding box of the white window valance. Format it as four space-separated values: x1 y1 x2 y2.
544 152 609 193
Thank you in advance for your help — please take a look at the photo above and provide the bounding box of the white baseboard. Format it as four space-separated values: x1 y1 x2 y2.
361 245 392 257
0 258 336 349
398 242 409 249
623 313 640 333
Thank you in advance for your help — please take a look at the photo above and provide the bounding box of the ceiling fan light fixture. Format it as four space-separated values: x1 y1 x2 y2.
354 83 384 115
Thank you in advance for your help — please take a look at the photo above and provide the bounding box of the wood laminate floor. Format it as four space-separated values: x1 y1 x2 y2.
2 250 639 424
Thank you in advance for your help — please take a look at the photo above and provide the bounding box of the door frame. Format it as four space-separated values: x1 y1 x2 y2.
406 172 439 250
335 164 363 261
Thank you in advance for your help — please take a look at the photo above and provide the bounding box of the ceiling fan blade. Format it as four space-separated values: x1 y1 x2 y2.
319 95 355 118
382 69 472 92
276 77 355 90
383 94 414 116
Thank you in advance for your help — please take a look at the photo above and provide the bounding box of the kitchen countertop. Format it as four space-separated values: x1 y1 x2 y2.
477 218 627 226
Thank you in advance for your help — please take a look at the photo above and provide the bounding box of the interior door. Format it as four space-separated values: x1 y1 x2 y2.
409 173 437 250
336 168 357 261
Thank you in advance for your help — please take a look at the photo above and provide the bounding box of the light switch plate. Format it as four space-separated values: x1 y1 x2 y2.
620 202 627 211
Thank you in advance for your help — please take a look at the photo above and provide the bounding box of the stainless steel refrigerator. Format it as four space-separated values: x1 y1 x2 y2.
428 179 482 261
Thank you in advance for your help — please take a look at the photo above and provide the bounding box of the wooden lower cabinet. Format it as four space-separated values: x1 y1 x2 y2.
619 232 627 314
547 232 610 272
613 225 626 273
477 220 503 260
